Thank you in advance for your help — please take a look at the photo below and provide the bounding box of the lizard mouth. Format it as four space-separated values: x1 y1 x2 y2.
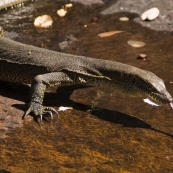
169 102 173 110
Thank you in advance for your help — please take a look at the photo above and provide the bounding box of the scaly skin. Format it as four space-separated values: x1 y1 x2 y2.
0 36 172 120
0 0 28 10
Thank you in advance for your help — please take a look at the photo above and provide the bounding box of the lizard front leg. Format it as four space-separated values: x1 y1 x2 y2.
23 72 74 121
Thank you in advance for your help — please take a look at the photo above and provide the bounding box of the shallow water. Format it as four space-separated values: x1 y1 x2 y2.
0 1 173 173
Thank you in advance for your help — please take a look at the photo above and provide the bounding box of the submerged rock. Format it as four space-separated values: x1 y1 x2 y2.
57 9 67 17
119 17 129 21
70 0 103 5
127 40 146 48
137 54 147 60
34 15 53 28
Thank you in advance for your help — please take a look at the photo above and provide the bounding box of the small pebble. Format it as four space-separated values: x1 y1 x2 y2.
137 54 147 60
127 40 145 48
65 3 73 8
119 17 129 21
92 17 98 22
98 31 124 37
34 15 53 28
141 7 160 21
59 41 68 50
57 9 67 17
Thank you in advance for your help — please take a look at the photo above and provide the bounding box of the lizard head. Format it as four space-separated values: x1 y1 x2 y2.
142 75 173 109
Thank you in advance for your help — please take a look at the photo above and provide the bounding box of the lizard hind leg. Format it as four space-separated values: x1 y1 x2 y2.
23 72 73 122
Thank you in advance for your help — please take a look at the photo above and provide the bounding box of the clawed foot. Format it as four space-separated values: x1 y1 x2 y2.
22 102 58 122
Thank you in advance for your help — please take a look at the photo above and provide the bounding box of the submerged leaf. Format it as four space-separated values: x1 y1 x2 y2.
98 31 124 37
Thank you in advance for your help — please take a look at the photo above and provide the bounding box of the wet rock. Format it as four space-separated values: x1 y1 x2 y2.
66 35 79 42
5 31 18 39
141 7 160 21
59 35 78 50
65 3 73 8
91 16 98 22
59 41 68 50
34 15 53 28
57 9 67 17
127 40 145 48
98 31 124 37
119 17 129 21
101 0 173 31
70 0 104 5
137 54 147 60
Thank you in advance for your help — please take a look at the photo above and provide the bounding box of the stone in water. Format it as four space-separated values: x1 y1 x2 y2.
137 54 147 60
57 9 67 17
119 17 129 21
141 7 160 21
34 15 53 28
65 3 73 8
127 40 145 48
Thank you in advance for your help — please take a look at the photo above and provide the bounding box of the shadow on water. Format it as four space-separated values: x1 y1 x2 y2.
92 109 173 138
0 81 172 138
55 85 173 138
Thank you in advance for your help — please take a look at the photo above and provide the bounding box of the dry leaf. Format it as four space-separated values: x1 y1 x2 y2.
98 31 124 37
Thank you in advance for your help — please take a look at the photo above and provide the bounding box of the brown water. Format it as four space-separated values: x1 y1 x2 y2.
0 1 173 173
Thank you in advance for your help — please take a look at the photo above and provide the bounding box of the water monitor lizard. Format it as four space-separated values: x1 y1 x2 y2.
0 34 172 121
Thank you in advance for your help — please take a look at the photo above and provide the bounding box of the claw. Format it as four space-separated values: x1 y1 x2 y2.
45 107 59 115
40 114 43 122
44 107 58 122
22 106 32 120
43 110 53 120
49 112 53 122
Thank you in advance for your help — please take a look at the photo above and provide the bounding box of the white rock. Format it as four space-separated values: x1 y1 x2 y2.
57 9 67 17
127 40 145 48
119 17 129 21
141 7 160 21
65 3 73 8
34 15 53 28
